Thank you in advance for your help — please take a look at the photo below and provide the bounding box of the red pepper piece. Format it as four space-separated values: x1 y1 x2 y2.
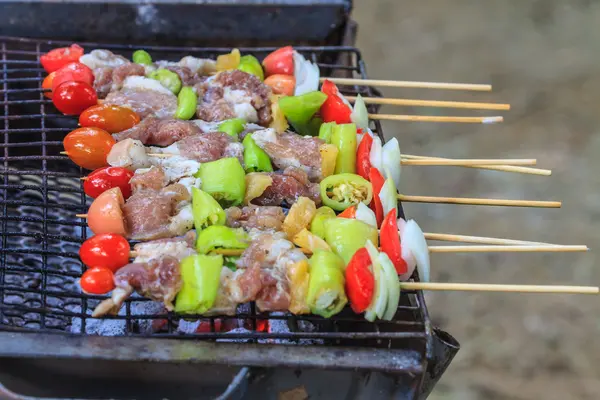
320 79 352 124
369 167 385 227
338 205 357 219
380 209 408 274
345 247 375 313
356 133 373 180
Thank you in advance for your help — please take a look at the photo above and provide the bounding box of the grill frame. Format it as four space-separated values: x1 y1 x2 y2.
0 36 458 398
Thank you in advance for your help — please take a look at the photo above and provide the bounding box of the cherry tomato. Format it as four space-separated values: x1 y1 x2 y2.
262 46 294 77
87 187 127 236
80 266 115 295
84 166 134 199
51 62 94 91
41 72 56 99
264 74 296 96
79 104 141 133
79 233 130 272
63 127 115 170
52 81 97 115
40 44 84 73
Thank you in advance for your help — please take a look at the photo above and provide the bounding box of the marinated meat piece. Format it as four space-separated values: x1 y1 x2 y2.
207 268 240 316
123 183 192 240
165 65 197 86
80 49 129 70
93 67 114 99
252 129 323 181
223 142 244 164
156 56 216 77
129 165 168 192
111 63 146 89
107 138 152 171
92 256 182 317
226 205 285 232
196 70 272 126
252 168 321 207
154 132 243 165
104 76 177 119
114 117 202 146
255 266 290 312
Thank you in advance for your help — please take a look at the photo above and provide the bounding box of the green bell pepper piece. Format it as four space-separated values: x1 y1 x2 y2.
195 157 246 206
218 118 245 138
279 91 327 126
196 225 249 254
324 218 379 265
148 68 182 94
132 50 152 65
175 86 197 120
306 250 347 318
175 254 223 314
243 134 273 173
318 122 336 144
319 173 373 211
238 55 264 81
290 116 323 137
310 206 336 239
192 187 226 231
331 123 357 174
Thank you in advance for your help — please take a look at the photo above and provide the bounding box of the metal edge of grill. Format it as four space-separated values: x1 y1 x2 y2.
0 36 458 396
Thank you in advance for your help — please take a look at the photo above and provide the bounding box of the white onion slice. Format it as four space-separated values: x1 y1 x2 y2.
400 219 430 282
365 240 387 321
293 52 320 95
382 138 402 190
396 218 417 281
355 202 377 227
378 252 401 321
378 176 398 218
369 135 384 173
351 94 369 130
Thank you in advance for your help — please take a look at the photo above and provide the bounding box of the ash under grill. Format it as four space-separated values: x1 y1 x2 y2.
0 37 434 357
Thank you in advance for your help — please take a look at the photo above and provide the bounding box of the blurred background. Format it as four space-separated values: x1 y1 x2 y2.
353 1 599 399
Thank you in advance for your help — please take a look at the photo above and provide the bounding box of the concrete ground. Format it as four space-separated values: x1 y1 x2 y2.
353 1 600 399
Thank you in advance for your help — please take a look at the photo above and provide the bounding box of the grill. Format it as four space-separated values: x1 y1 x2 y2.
0 35 458 399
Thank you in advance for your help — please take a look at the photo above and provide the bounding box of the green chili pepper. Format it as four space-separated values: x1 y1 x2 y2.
331 123 357 174
196 225 249 254
195 157 246 206
218 118 245 138
175 86 197 120
175 254 223 314
192 187 226 231
318 122 336 144
324 218 379 265
279 91 327 124
306 250 347 318
237 55 264 81
132 49 152 65
310 206 336 239
320 173 373 211
243 134 273 173
148 68 182 94
291 116 323 137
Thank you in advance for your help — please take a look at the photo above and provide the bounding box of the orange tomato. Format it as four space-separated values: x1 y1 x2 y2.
264 74 296 96
87 187 127 236
63 127 115 170
42 72 56 99
79 104 140 133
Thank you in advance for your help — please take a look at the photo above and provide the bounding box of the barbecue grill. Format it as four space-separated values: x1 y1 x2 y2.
0 2 459 398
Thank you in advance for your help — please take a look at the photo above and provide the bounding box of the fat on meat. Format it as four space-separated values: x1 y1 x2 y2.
251 167 321 207
195 70 272 126
104 76 178 118
251 129 323 182
107 138 152 171
226 205 285 232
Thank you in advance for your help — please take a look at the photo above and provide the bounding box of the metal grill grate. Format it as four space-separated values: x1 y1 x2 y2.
0 37 433 355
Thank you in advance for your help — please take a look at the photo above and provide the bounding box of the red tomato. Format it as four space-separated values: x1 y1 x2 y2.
345 247 375 313
79 104 141 133
79 233 130 272
262 46 294 77
80 266 115 295
40 44 84 73
42 72 56 99
63 127 115 170
87 187 127 236
264 74 296 96
51 62 94 91
320 79 353 124
84 166 134 199
53 81 97 115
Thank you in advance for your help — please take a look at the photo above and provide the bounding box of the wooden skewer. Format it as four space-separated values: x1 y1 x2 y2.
346 96 510 111
401 154 551 176
423 233 554 246
398 194 561 208
400 158 536 166
399 282 599 294
320 77 492 92
369 114 503 124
